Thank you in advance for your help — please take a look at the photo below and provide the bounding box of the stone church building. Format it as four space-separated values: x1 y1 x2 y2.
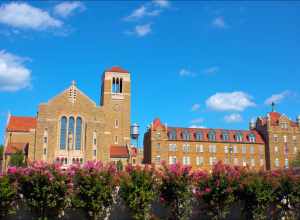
2 67 138 170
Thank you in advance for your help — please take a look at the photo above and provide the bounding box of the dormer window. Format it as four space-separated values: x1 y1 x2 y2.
222 131 229 141
182 130 190 141
235 132 243 142
195 131 203 141
168 130 177 140
248 133 256 143
208 130 216 141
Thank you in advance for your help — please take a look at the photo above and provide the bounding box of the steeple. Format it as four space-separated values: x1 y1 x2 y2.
271 102 276 112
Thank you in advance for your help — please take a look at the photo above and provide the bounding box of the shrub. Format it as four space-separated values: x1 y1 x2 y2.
0 174 17 217
271 169 300 220
8 161 72 220
119 164 158 220
72 161 117 220
194 162 243 220
159 162 193 220
238 171 274 220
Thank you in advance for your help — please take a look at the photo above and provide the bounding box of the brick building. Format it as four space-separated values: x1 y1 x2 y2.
144 111 300 171
2 67 138 171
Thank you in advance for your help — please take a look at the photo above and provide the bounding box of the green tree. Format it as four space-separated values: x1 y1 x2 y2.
0 145 3 161
116 160 123 171
292 152 300 168
9 150 25 167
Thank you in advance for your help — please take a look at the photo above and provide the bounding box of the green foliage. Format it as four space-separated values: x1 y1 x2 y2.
159 163 193 220
0 144 3 160
116 160 123 171
8 162 72 220
72 162 117 220
120 165 158 220
9 150 26 167
0 175 17 217
238 172 274 220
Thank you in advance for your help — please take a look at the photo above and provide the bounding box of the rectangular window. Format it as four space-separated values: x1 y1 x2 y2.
285 158 289 168
274 146 279 153
157 143 161 151
196 144 204 153
183 156 190 165
115 119 119 128
169 156 176 165
242 158 247 167
183 144 190 153
274 135 278 142
169 144 177 152
233 145 238 154
275 158 279 167
292 136 296 142
250 145 254 154
114 136 118 144
156 155 161 163
43 148 47 155
93 149 97 157
224 145 228 154
284 135 288 143
43 136 47 144
294 146 298 154
93 138 97 145
196 156 204 166
259 145 264 155
242 145 246 154
209 145 216 153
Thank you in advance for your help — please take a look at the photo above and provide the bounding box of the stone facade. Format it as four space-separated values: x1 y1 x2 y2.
2 67 135 171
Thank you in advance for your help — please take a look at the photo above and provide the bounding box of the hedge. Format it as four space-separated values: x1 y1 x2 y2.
1 161 300 220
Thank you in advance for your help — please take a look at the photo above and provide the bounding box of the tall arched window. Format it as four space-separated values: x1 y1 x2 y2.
75 117 82 150
60 116 67 150
68 117 75 149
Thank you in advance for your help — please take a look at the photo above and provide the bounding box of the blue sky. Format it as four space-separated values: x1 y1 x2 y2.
0 1 300 146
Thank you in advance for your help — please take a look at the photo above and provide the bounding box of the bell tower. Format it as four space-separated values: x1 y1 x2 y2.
101 66 131 146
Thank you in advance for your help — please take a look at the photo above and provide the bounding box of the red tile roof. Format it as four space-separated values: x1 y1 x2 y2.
260 112 298 127
166 127 265 144
7 116 36 132
5 143 28 155
110 145 129 158
106 66 129 73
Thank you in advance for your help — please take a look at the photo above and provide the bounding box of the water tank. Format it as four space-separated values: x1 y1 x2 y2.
249 118 256 130
131 123 139 139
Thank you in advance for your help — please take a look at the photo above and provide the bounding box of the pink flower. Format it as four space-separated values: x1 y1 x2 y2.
205 187 211 193
7 166 17 175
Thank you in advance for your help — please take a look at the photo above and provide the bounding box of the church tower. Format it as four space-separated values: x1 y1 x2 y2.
101 67 131 147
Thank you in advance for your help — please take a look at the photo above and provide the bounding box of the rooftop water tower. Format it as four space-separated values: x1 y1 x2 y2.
130 123 139 147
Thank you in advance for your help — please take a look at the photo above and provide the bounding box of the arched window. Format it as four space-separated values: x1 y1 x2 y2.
208 130 216 141
195 131 203 141
168 130 177 140
75 117 82 150
60 116 67 150
182 130 190 141
68 116 75 148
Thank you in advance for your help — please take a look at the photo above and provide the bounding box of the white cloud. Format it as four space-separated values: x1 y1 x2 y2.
190 118 204 124
206 91 255 111
0 2 62 30
153 0 170 8
54 1 85 18
134 23 152 37
0 50 31 92
264 91 291 105
125 5 161 21
212 16 227 29
189 125 206 128
224 113 243 123
191 104 200 112
203 66 219 75
179 68 196 77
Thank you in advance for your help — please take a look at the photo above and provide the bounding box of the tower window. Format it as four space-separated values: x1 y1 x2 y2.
112 77 123 93
115 119 119 128
115 136 118 144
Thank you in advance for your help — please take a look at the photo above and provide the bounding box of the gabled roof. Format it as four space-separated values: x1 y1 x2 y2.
7 116 36 132
260 112 298 127
167 127 265 144
110 145 129 158
152 118 166 130
106 66 129 73
5 143 28 155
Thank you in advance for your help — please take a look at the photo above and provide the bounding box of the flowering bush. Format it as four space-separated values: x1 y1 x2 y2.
119 164 158 220
8 161 72 220
271 169 300 220
237 171 274 220
71 161 117 220
0 174 17 217
159 162 193 220
194 162 243 220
